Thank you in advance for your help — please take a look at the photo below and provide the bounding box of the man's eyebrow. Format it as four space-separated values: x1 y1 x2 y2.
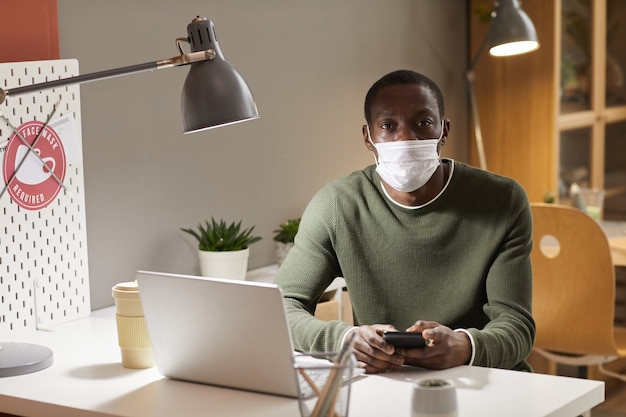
374 109 436 119
373 111 396 118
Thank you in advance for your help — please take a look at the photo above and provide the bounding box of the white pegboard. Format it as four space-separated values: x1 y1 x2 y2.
0 59 90 336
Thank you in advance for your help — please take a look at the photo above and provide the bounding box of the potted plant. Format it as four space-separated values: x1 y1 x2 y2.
272 217 300 266
181 218 262 280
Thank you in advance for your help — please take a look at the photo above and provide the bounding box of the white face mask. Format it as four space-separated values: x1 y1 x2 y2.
367 122 443 192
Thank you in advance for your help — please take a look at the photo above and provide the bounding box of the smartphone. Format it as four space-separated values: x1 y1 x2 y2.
383 331 427 348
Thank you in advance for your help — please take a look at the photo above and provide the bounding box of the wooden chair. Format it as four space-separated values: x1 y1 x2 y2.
530 203 626 381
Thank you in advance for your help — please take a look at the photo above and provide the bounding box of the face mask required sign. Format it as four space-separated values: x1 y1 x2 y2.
1 114 81 210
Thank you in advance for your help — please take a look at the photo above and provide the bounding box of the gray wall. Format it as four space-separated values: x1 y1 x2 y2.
57 0 468 309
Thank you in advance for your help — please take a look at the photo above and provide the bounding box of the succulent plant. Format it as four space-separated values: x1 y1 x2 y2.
272 218 301 244
181 218 261 251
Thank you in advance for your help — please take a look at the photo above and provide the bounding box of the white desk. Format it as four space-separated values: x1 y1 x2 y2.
603 220 626 267
0 308 604 417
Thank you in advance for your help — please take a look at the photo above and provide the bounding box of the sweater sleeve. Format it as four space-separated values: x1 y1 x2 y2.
273 184 354 353
466 181 536 371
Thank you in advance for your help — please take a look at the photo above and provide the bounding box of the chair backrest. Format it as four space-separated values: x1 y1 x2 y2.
530 203 618 356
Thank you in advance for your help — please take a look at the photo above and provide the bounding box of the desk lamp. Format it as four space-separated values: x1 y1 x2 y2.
466 0 539 170
0 16 259 132
0 16 258 377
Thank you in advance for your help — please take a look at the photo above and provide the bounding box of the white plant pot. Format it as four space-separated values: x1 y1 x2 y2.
275 242 294 266
198 248 249 280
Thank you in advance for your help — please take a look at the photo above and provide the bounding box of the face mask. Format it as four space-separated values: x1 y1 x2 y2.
367 122 443 192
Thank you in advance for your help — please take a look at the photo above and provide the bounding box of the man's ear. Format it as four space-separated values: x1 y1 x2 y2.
363 124 375 152
440 119 451 146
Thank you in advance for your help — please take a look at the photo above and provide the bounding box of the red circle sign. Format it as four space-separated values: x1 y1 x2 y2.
2 121 66 210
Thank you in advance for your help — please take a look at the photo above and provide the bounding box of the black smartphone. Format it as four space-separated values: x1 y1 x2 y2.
383 331 427 348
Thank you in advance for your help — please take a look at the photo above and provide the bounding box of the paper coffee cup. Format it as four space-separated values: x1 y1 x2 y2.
112 281 155 369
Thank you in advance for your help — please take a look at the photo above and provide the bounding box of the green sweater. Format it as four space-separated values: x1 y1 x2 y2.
274 160 535 371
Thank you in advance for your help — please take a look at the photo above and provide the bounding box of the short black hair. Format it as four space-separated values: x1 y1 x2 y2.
364 70 445 125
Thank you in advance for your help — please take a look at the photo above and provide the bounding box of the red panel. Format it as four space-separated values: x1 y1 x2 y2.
0 0 59 62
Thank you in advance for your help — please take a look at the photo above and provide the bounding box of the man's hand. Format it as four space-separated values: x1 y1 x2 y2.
349 324 405 374
396 320 471 369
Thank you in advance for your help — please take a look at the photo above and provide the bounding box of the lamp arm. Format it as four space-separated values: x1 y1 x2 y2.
466 34 491 171
0 50 216 105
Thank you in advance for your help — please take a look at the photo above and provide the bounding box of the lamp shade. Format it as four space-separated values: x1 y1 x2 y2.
181 18 259 134
487 0 539 57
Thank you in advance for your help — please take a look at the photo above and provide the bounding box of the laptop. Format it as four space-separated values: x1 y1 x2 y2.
135 270 357 398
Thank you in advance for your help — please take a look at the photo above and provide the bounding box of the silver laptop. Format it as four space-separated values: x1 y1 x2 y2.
135 270 309 398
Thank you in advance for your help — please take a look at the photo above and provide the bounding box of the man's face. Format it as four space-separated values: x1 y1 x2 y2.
363 83 448 154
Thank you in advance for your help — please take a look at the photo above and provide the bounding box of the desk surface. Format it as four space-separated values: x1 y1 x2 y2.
0 307 604 417
604 220 626 267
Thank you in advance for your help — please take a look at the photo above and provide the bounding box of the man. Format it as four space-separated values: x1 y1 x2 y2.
274 69 535 373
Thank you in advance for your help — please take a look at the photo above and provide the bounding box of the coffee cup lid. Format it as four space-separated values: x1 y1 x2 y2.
112 281 140 298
